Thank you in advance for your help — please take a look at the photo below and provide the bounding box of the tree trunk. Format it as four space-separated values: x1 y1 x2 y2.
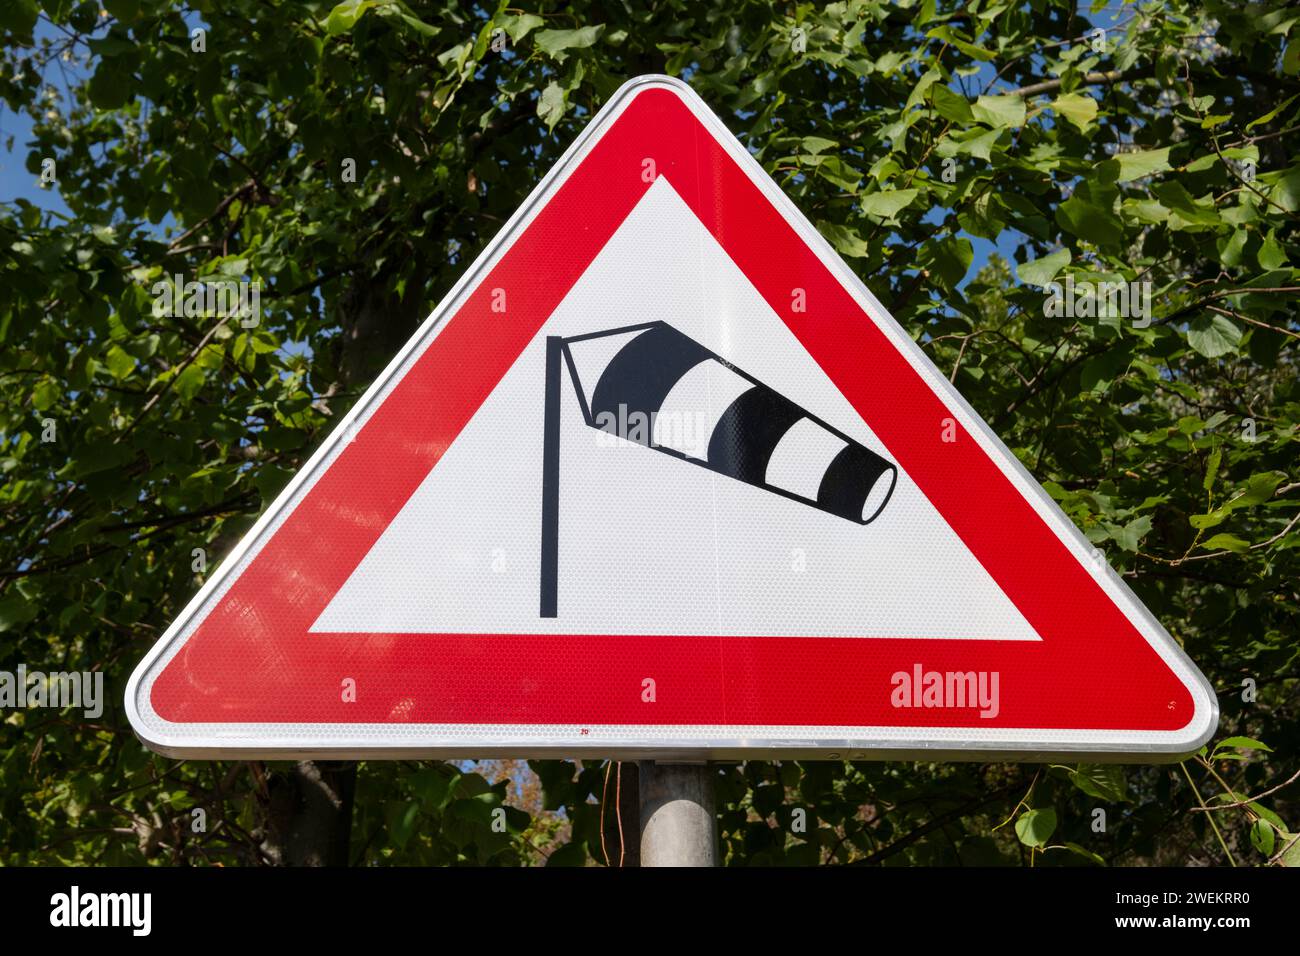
337 269 428 389
264 761 357 866
261 266 427 866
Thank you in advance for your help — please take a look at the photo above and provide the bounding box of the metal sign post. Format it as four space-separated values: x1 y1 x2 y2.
638 762 718 867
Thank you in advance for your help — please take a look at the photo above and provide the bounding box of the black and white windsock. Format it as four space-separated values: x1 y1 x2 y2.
555 321 898 525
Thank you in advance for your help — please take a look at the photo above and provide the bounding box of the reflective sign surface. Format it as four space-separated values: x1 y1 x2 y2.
126 76 1217 760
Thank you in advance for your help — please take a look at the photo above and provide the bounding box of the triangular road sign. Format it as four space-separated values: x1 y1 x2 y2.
127 76 1217 760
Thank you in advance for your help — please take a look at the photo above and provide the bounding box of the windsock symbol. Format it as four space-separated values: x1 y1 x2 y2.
540 321 898 617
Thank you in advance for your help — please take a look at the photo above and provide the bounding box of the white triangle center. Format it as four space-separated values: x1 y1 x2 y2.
311 179 1040 641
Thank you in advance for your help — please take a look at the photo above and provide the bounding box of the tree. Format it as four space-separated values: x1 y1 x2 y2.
1 0 1296 866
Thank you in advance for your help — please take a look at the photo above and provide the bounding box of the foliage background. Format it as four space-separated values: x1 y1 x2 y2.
1 0 1296 865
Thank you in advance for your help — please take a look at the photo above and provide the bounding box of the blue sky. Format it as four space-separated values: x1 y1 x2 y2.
1 18 77 216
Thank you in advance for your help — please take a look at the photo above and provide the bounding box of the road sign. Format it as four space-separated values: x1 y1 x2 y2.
126 75 1217 761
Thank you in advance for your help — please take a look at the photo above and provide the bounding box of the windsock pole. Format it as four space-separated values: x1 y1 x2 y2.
540 335 563 618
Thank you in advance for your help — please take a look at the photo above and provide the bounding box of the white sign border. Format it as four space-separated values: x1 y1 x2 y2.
125 75 1219 762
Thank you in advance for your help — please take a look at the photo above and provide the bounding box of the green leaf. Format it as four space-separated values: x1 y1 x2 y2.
1202 533 1250 553
1186 314 1242 358
1069 765 1128 802
1211 736 1273 758
1265 170 1300 211
211 94 235 131
814 156 862 192
173 363 207 401
1189 511 1225 531
1146 182 1217 230
537 82 566 131
32 377 60 411
1107 514 1152 552
1246 93 1298 129
1053 92 1098 130
0 594 39 633
104 344 136 380
1017 248 1070 286
1279 833 1300 866
534 25 605 60
499 13 544 43
545 842 587 866
930 85 973 123
1203 446 1222 491
104 0 141 19
1285 41 1300 76
448 793 498 828
819 222 869 258
905 67 942 110
873 51 906 75
1251 819 1276 856
217 258 250 277
859 188 918 221
0 0 38 35
1015 808 1057 847
1057 195 1123 245
379 5 439 39
87 63 132 110
1116 148 1171 182
1248 799 1286 832
323 0 382 36
1217 230 1247 268
386 801 421 849
800 136 838 156
410 767 456 809
1058 841 1107 866
927 26 996 62
1189 479 1269 538
971 94 1025 129
1258 231 1288 270
949 127 1001 161
88 34 136 58
917 235 974 290
1204 410 1232 430
1236 472 1285 507
248 332 280 355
